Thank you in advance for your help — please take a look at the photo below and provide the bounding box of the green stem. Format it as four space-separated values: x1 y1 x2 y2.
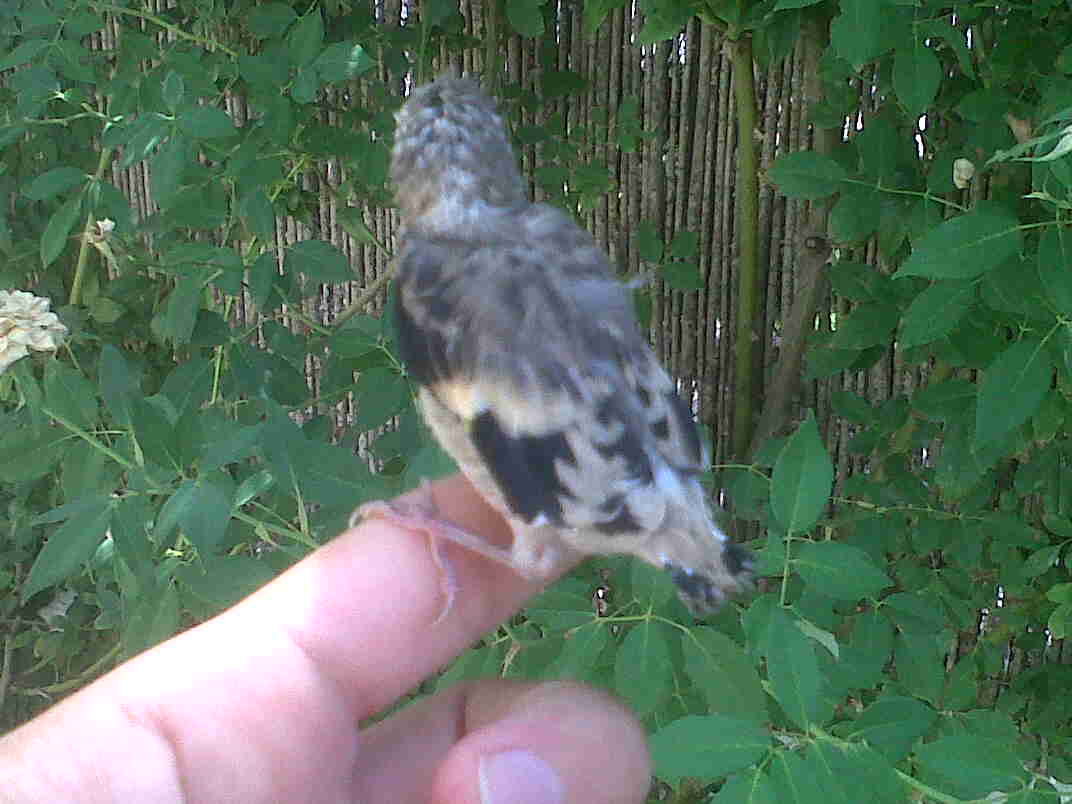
70 146 113 307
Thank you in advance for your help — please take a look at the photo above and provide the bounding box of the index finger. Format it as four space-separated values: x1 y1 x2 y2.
226 472 568 717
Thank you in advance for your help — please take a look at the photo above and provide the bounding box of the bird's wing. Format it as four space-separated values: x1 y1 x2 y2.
393 225 706 537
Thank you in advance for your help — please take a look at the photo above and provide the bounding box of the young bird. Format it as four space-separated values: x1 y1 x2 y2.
356 76 752 617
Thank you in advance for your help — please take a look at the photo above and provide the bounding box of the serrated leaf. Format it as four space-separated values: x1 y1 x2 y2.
712 769 779 803
683 628 768 723
614 621 673 716
506 0 546 37
176 556 276 611
830 302 900 349
41 196 82 268
546 621 609 680
246 3 298 37
1037 228 1072 317
899 280 975 348
161 70 185 110
44 361 97 430
239 189 276 241
766 608 827 728
0 39 50 70
795 542 892 601
122 578 180 657
153 275 203 346
912 378 975 420
662 260 704 290
353 367 409 429
314 41 374 82
771 413 833 534
285 239 352 283
23 495 113 600
24 166 87 200
975 338 1052 448
668 230 699 258
915 736 1027 799
845 696 938 761
830 0 884 67
768 151 847 199
155 476 233 555
894 39 940 117
650 715 769 783
175 106 236 140
895 206 1022 279
288 10 324 66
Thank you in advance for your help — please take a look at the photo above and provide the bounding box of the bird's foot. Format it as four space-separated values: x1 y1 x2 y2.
353 481 516 624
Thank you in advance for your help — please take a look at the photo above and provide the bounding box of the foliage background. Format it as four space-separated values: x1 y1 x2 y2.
3 0 1072 801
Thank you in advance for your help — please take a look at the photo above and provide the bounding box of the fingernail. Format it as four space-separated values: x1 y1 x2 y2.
478 749 565 804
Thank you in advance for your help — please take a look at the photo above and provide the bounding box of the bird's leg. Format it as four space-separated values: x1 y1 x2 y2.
352 480 523 623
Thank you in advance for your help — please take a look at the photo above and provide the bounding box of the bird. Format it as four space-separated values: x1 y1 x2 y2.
354 75 752 619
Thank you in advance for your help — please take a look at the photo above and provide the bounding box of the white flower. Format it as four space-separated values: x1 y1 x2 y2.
0 290 69 373
953 158 975 189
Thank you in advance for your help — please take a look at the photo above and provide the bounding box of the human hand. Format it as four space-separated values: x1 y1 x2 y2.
0 474 650 803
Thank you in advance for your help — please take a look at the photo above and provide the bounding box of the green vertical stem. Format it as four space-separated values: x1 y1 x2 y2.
70 145 114 307
730 33 759 461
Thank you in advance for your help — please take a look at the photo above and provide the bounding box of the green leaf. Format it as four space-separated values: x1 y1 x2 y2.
23 495 113 600
41 196 82 268
915 736 1027 799
895 206 1022 280
829 302 900 349
845 696 938 762
288 10 324 66
637 4 693 45
176 556 277 612
683 628 768 723
768 151 847 199
285 239 353 283
1037 228 1072 317
912 378 975 420
155 476 233 555
0 39 50 70
771 742 906 804
668 230 699 258
353 367 410 430
830 0 885 67
898 280 976 348
175 106 236 140
44 361 97 430
713 769 778 803
614 621 673 716
314 42 375 82
766 608 827 728
506 0 546 37
52 40 94 82
161 70 185 110
894 629 944 704
795 542 892 601
24 166 87 200
894 39 941 117
771 412 833 534
122 578 180 657
545 621 609 681
239 189 276 241
650 715 769 783
662 261 704 291
152 275 203 346
246 3 298 37
975 338 1052 448
129 397 181 471
421 0 459 28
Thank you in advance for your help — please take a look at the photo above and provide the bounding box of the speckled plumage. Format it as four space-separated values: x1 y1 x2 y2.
363 76 751 614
